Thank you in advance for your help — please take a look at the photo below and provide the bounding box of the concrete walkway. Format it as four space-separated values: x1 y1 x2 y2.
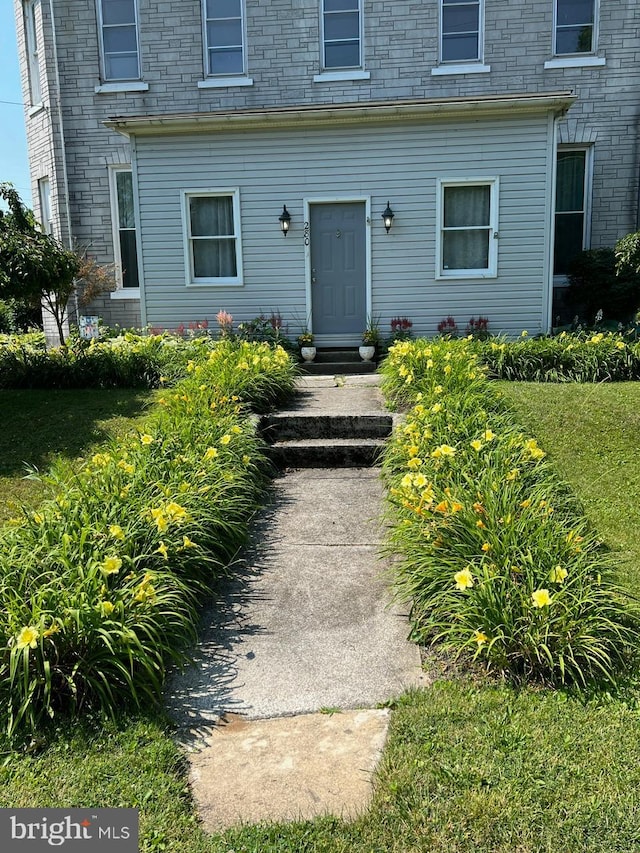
166 376 425 831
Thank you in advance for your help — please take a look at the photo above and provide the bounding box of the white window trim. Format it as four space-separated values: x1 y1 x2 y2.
321 0 363 72
431 62 490 76
24 0 42 108
202 0 248 79
182 189 244 287
108 165 140 296
439 0 484 67
435 177 499 280
96 0 142 83
552 0 599 58
197 76 253 88
553 145 593 285
37 177 52 235
544 56 605 69
95 81 149 93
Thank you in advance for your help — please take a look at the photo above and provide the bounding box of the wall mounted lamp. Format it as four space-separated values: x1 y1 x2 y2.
382 202 394 233
279 205 291 236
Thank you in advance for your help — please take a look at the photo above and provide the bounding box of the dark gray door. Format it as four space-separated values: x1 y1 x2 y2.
310 202 366 336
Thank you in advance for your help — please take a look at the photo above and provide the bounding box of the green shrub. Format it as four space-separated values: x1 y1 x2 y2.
565 248 640 324
380 338 637 688
0 340 297 735
478 332 640 382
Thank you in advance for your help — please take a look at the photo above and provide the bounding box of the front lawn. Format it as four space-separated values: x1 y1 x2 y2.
1 370 640 851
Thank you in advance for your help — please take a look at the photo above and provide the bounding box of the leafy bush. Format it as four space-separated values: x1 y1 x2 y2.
0 339 297 735
478 332 640 382
380 338 637 688
565 248 640 324
615 230 640 277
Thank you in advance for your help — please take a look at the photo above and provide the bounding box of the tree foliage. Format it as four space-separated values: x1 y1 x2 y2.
615 230 640 277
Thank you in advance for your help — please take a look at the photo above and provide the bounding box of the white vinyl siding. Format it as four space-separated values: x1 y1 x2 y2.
322 0 362 70
24 0 42 106
183 190 243 285
554 148 591 276
554 0 596 55
203 0 246 77
133 115 552 336
437 179 498 278
98 0 141 81
109 167 140 290
441 0 482 63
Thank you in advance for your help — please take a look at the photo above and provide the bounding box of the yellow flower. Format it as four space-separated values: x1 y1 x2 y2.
407 445 419 457
220 434 232 445
204 447 219 460
431 402 443 413
549 566 568 584
450 501 464 513
242 454 251 465
434 385 444 394
444 364 452 375
520 499 532 508
165 501 187 522
407 457 423 469
521 330 528 337
524 438 545 460
434 500 449 513
454 568 474 590
156 542 169 560
506 469 519 481
231 425 243 434
99 601 115 617
474 630 489 645
140 434 154 445
118 460 135 475
481 542 491 552
532 588 552 608
615 340 625 350
476 519 485 528
470 439 483 452
182 535 196 549
483 429 496 442
92 452 111 467
150 508 168 533
33 512 44 525
16 626 39 649
100 555 122 576
43 623 60 638
400 473 414 490
109 524 125 540
432 444 456 458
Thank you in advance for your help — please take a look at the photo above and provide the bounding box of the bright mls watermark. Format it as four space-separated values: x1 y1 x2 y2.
0 809 138 850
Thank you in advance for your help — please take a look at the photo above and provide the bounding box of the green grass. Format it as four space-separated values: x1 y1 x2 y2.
2 381 640 851
500 382 640 589
0 389 152 521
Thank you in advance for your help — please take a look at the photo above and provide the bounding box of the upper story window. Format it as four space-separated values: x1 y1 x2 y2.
98 0 141 81
322 0 361 70
38 177 52 235
441 0 482 63
437 179 499 278
24 0 42 106
204 0 246 76
554 0 595 55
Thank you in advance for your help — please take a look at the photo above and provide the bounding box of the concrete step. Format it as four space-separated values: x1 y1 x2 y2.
267 437 386 468
260 413 393 442
300 360 377 375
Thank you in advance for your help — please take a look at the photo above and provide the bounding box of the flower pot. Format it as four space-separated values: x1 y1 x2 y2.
300 346 316 363
359 345 376 362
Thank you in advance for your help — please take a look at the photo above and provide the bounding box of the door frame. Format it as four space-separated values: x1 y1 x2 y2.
304 196 372 344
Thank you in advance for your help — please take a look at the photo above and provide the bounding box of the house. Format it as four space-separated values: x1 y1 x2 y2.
14 0 640 342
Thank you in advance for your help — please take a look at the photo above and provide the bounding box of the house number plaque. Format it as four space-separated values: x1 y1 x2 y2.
303 221 310 246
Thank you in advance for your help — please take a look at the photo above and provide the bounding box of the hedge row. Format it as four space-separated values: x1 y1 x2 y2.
380 338 637 688
0 339 297 735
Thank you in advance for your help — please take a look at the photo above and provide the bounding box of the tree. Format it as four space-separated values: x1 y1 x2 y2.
615 230 640 277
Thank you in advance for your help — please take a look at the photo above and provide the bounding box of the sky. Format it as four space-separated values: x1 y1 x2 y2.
0 2 32 207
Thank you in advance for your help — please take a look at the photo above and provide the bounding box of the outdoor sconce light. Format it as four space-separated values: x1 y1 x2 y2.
382 201 394 233
279 205 291 236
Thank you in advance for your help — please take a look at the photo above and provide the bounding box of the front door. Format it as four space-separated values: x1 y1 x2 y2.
310 202 367 336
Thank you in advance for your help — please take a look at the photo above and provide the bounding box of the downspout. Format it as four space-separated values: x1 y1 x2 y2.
636 115 640 232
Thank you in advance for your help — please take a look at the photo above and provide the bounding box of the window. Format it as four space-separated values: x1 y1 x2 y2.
110 168 140 289
554 149 590 276
554 0 595 55
204 0 245 76
184 191 242 285
438 179 498 277
24 0 42 106
441 0 482 63
38 177 52 235
322 0 361 70
98 0 140 81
